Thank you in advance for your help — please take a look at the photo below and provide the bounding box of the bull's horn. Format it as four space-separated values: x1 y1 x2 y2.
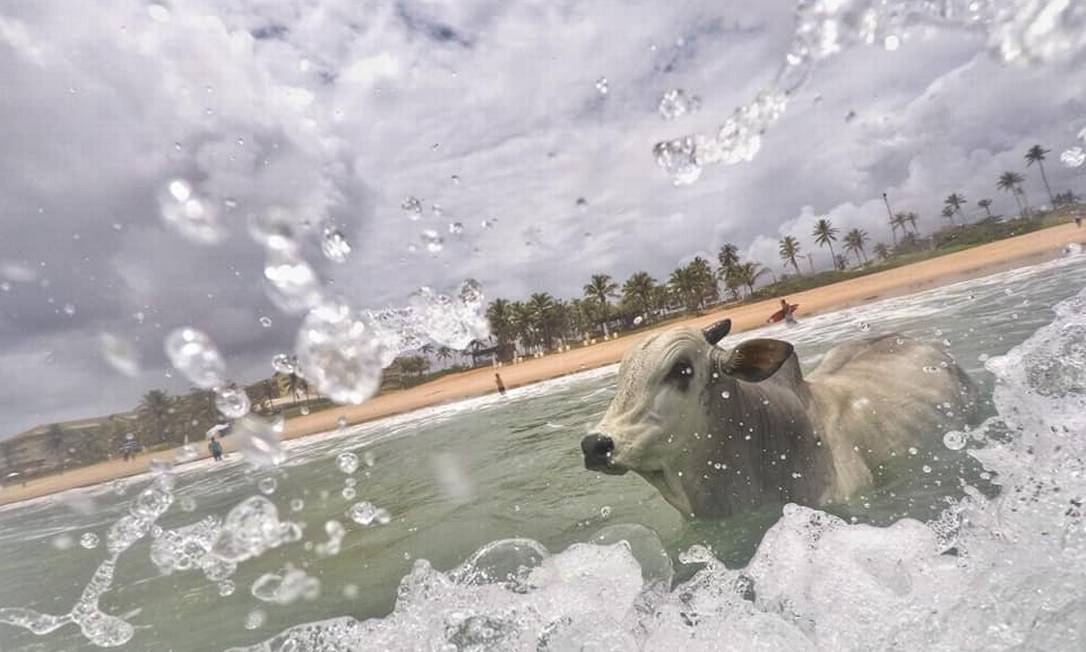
702 319 732 345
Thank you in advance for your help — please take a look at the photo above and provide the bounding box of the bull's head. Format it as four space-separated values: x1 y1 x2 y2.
581 319 794 515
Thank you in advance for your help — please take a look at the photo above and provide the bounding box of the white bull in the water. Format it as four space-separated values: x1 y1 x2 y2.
581 319 979 518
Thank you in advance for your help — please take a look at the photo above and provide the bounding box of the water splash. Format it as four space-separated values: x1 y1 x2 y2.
0 464 176 647
295 302 384 405
232 282 1086 651
251 565 321 605
658 89 701 120
320 227 352 264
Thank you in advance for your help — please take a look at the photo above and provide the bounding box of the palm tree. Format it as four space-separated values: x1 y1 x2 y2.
511 301 536 352
43 424 67 463
944 193 966 224
528 293 558 350
941 205 956 226
583 274 618 335
843 228 869 264
668 265 698 312
734 261 768 295
485 298 516 361
687 257 719 308
621 272 657 321
285 371 308 402
977 198 994 220
420 343 434 357
891 212 909 244
873 242 891 260
138 389 174 443
906 211 919 234
1025 144 1054 207
811 218 839 269
717 243 740 276
997 171 1028 218
778 236 802 275
437 346 454 368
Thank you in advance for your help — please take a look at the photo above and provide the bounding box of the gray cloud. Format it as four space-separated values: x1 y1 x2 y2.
0 0 1083 437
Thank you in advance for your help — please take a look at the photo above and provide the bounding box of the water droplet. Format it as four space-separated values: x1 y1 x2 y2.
1060 147 1085 168
943 431 967 450
215 385 251 419
336 452 359 474
321 227 351 263
883 34 901 50
341 487 356 500
922 465 932 474
80 532 99 549
263 249 322 314
168 180 191 202
595 76 609 95
174 443 199 463
244 609 266 630
652 137 701 185
721 390 731 399
271 353 297 375
419 229 444 253
235 416 284 468
248 207 299 252
908 447 918 456
658 88 701 120
218 580 236 597
259 316 273 328
99 333 140 376
300 406 310 416
290 498 304 512
923 366 939 374
343 584 359 599
401 196 423 220
858 321 871 332
336 416 348 430
348 501 389 526
164 327 226 389
599 505 612 519
363 450 375 467
448 221 463 235
179 496 196 512
450 174 460 185
295 306 384 405
63 302 76 316
257 477 278 495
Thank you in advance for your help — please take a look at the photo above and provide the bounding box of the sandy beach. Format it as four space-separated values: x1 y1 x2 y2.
2 222 1084 506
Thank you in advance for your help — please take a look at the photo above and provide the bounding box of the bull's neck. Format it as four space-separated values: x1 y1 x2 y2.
681 365 829 518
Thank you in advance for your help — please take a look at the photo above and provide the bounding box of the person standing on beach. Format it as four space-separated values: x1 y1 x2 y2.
494 373 507 397
209 437 223 462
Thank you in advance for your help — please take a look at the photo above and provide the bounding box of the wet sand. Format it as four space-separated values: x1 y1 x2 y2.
3 222 1084 506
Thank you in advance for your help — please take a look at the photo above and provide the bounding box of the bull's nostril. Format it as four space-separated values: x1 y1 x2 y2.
581 433 614 467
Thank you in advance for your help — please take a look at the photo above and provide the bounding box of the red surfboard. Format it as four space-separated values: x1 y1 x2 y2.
768 303 799 323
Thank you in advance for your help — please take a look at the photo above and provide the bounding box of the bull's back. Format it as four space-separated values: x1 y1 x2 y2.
805 334 979 499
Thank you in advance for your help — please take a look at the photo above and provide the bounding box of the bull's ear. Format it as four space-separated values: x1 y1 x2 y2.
722 339 793 382
702 319 732 345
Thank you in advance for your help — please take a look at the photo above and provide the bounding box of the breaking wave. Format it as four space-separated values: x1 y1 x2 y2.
227 283 1086 651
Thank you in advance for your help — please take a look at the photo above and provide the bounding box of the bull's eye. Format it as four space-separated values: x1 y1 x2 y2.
667 359 694 389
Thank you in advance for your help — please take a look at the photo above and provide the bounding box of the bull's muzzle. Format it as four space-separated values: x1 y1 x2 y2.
581 433 626 475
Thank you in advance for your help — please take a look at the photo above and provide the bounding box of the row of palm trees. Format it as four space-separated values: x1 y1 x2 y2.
483 144 1073 360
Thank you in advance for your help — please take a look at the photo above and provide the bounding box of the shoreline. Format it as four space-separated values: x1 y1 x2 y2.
2 223 1084 506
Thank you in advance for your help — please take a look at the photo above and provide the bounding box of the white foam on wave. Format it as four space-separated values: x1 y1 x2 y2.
231 282 1086 651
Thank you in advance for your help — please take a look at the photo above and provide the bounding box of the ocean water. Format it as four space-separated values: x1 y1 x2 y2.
1 252 1085 651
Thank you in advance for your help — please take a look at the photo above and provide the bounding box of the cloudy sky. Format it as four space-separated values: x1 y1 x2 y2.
1 0 1084 438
